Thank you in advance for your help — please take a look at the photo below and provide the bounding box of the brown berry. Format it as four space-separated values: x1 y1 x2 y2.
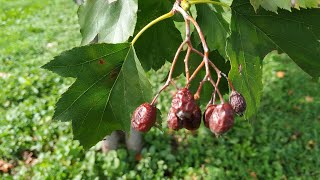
183 105 201 131
229 91 247 116
209 103 234 136
171 88 196 120
131 103 156 132
203 104 217 128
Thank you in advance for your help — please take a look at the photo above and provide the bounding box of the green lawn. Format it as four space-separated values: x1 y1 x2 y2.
0 0 320 179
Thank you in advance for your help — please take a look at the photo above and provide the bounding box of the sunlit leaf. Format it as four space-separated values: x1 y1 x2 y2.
228 0 320 118
43 43 152 148
78 0 138 44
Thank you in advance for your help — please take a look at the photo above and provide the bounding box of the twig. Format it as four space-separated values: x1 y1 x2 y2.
184 19 192 82
151 39 188 105
221 72 235 91
194 77 206 100
175 4 226 102
188 61 204 84
184 48 192 82
211 74 221 103
191 48 221 75
175 5 211 80
208 77 224 103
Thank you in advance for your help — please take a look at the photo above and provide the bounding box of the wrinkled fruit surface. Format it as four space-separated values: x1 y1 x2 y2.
171 88 196 120
209 103 234 136
203 104 217 128
183 105 201 130
229 91 247 116
167 108 183 130
131 103 157 132
168 88 201 131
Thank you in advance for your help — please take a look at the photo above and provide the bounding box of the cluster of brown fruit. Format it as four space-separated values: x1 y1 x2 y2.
131 88 246 136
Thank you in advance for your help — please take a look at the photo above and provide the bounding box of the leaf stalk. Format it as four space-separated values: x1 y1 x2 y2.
131 11 174 45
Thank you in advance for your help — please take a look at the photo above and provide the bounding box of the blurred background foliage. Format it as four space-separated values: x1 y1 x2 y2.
0 0 319 179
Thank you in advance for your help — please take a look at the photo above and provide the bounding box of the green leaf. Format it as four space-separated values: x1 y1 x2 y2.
194 4 231 57
292 0 320 9
78 0 138 45
227 38 263 119
228 0 320 118
134 0 183 71
42 43 152 149
250 0 320 12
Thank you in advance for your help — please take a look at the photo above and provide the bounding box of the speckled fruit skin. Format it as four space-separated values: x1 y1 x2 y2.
131 103 156 132
171 88 196 120
209 103 234 136
203 104 217 128
167 108 183 130
183 105 201 130
229 91 247 116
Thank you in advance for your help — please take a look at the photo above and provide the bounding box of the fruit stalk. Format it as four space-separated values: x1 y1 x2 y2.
176 6 211 80
189 48 224 102
175 4 225 103
151 39 188 105
184 19 192 82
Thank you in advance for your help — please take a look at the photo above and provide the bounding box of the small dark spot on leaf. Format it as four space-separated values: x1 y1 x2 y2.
99 59 106 65
109 68 120 80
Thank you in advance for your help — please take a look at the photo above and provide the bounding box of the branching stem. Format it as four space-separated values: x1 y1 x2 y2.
151 40 188 105
150 0 229 105
175 4 225 102
190 48 224 102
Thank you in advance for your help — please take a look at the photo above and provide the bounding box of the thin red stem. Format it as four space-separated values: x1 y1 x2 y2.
184 19 191 82
175 5 211 80
221 72 235 91
151 39 188 105
188 61 204 84
194 77 206 100
208 77 224 103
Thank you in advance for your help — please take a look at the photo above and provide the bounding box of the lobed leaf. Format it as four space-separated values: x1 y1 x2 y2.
228 0 320 118
43 43 152 149
250 0 320 12
78 0 138 45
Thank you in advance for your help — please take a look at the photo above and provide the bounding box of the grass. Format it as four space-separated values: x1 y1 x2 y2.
0 0 320 179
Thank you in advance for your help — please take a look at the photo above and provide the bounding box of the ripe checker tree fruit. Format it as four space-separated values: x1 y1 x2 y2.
171 88 197 120
203 104 217 128
183 105 201 130
209 103 235 136
229 90 247 116
167 107 183 130
167 88 201 131
131 103 157 132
